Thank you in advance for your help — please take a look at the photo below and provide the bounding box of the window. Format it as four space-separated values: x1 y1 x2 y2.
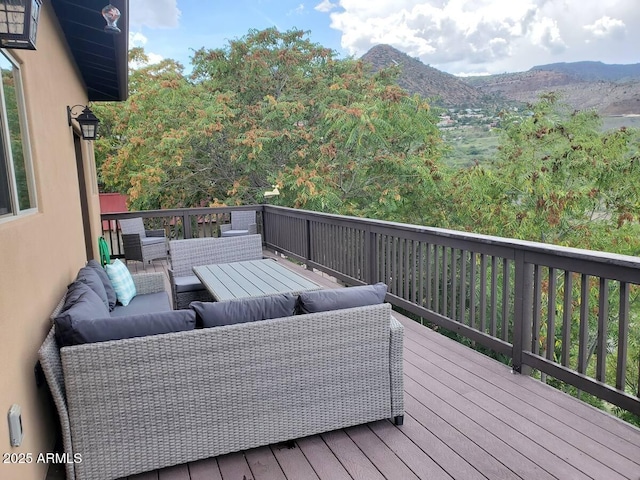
0 50 35 218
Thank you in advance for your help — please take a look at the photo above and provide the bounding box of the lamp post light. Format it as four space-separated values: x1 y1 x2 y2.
0 0 42 50
67 105 100 141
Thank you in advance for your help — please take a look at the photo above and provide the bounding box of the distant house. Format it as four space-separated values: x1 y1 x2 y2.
100 192 128 230
0 2 128 479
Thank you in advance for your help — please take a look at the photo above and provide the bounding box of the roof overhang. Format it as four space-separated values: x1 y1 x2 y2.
51 0 129 101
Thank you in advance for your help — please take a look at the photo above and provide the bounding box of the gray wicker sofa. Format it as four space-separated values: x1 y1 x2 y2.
38 296 403 480
168 234 263 309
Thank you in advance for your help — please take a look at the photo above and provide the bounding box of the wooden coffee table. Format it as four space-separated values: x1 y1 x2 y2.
193 258 321 301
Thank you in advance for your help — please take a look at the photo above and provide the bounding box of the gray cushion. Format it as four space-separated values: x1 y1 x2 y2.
54 282 111 347
75 266 110 310
190 293 296 328
296 283 388 314
174 275 205 293
87 259 117 311
110 292 171 317
55 309 196 347
141 236 165 246
220 230 249 237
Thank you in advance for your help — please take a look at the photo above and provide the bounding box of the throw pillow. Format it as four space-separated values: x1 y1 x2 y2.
54 282 111 347
190 293 296 328
296 282 388 314
75 265 110 311
87 259 117 311
55 310 196 347
105 258 137 306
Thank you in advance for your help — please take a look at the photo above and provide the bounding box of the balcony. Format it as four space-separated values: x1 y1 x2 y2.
82 205 640 479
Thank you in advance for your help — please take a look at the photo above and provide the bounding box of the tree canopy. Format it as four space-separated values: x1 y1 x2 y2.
94 29 447 224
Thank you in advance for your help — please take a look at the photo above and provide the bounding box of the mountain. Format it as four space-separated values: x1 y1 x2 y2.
360 44 488 107
360 45 640 115
530 61 640 82
465 67 640 115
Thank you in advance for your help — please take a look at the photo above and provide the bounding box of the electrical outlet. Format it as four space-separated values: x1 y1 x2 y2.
8 404 23 447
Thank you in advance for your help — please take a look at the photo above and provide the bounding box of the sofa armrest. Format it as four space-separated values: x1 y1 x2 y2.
219 224 231 233
38 328 76 480
132 272 166 295
389 315 404 419
248 223 257 235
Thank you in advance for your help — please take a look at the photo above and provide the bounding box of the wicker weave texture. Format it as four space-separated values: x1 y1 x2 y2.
120 218 167 265
59 303 398 480
169 235 263 277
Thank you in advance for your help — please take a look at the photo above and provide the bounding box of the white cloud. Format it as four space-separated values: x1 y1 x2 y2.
584 16 626 39
130 0 181 29
129 31 148 47
315 0 338 13
320 0 639 74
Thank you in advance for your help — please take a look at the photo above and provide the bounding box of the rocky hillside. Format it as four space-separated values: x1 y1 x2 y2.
360 44 640 115
465 65 640 115
360 44 489 107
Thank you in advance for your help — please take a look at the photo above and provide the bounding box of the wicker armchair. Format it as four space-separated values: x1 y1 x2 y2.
220 210 257 237
119 217 167 266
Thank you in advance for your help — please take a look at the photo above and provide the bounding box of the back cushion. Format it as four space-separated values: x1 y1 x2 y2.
54 282 111 347
190 293 296 328
296 283 388 314
87 259 117 311
75 265 110 310
55 309 196 347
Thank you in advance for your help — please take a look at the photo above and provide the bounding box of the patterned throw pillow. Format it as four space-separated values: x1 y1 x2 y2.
105 259 137 306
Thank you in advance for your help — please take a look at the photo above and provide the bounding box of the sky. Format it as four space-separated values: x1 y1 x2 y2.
128 0 639 76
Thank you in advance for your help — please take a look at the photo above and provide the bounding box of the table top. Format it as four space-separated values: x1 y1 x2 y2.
192 259 322 301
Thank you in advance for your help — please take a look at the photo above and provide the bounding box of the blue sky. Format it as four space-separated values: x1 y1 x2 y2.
129 1 639 76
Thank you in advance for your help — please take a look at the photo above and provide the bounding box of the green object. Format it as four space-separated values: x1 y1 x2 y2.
98 237 111 266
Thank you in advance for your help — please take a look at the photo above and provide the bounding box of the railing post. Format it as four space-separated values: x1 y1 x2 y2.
365 229 377 285
182 211 192 239
512 250 533 375
305 217 312 270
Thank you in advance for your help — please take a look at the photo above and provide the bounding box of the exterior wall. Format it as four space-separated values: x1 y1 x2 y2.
0 3 103 479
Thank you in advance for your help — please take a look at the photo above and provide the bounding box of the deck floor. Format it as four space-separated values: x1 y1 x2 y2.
78 255 640 479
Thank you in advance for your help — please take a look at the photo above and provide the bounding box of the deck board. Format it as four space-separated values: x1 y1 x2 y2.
69 255 640 480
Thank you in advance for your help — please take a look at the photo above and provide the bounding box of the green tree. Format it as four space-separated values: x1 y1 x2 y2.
95 29 448 220
448 93 640 252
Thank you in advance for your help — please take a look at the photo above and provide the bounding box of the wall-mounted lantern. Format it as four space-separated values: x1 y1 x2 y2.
0 0 42 50
101 4 121 34
67 105 100 141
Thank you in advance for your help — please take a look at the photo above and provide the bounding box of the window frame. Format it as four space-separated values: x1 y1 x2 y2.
0 49 36 222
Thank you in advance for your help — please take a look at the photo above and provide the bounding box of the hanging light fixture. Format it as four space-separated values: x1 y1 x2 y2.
67 105 100 141
101 4 121 34
0 0 42 50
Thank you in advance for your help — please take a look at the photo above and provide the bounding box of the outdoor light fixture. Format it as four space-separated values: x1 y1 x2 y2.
0 0 42 50
67 105 100 141
101 4 121 34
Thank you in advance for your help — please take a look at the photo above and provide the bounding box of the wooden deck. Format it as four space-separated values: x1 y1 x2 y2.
51 254 640 480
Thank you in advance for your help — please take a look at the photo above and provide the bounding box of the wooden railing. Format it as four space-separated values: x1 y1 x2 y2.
101 205 640 416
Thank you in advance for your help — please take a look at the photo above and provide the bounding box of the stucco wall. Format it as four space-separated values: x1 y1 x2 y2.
0 3 103 479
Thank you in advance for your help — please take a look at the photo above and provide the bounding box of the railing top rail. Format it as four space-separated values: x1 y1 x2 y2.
101 205 265 220
263 205 640 271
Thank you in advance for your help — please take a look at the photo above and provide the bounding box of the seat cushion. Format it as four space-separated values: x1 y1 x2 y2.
174 275 205 293
190 293 296 328
75 265 110 310
220 229 249 237
110 292 172 317
141 236 166 246
296 282 388 314
55 309 196 346
105 259 137 306
87 259 117 310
